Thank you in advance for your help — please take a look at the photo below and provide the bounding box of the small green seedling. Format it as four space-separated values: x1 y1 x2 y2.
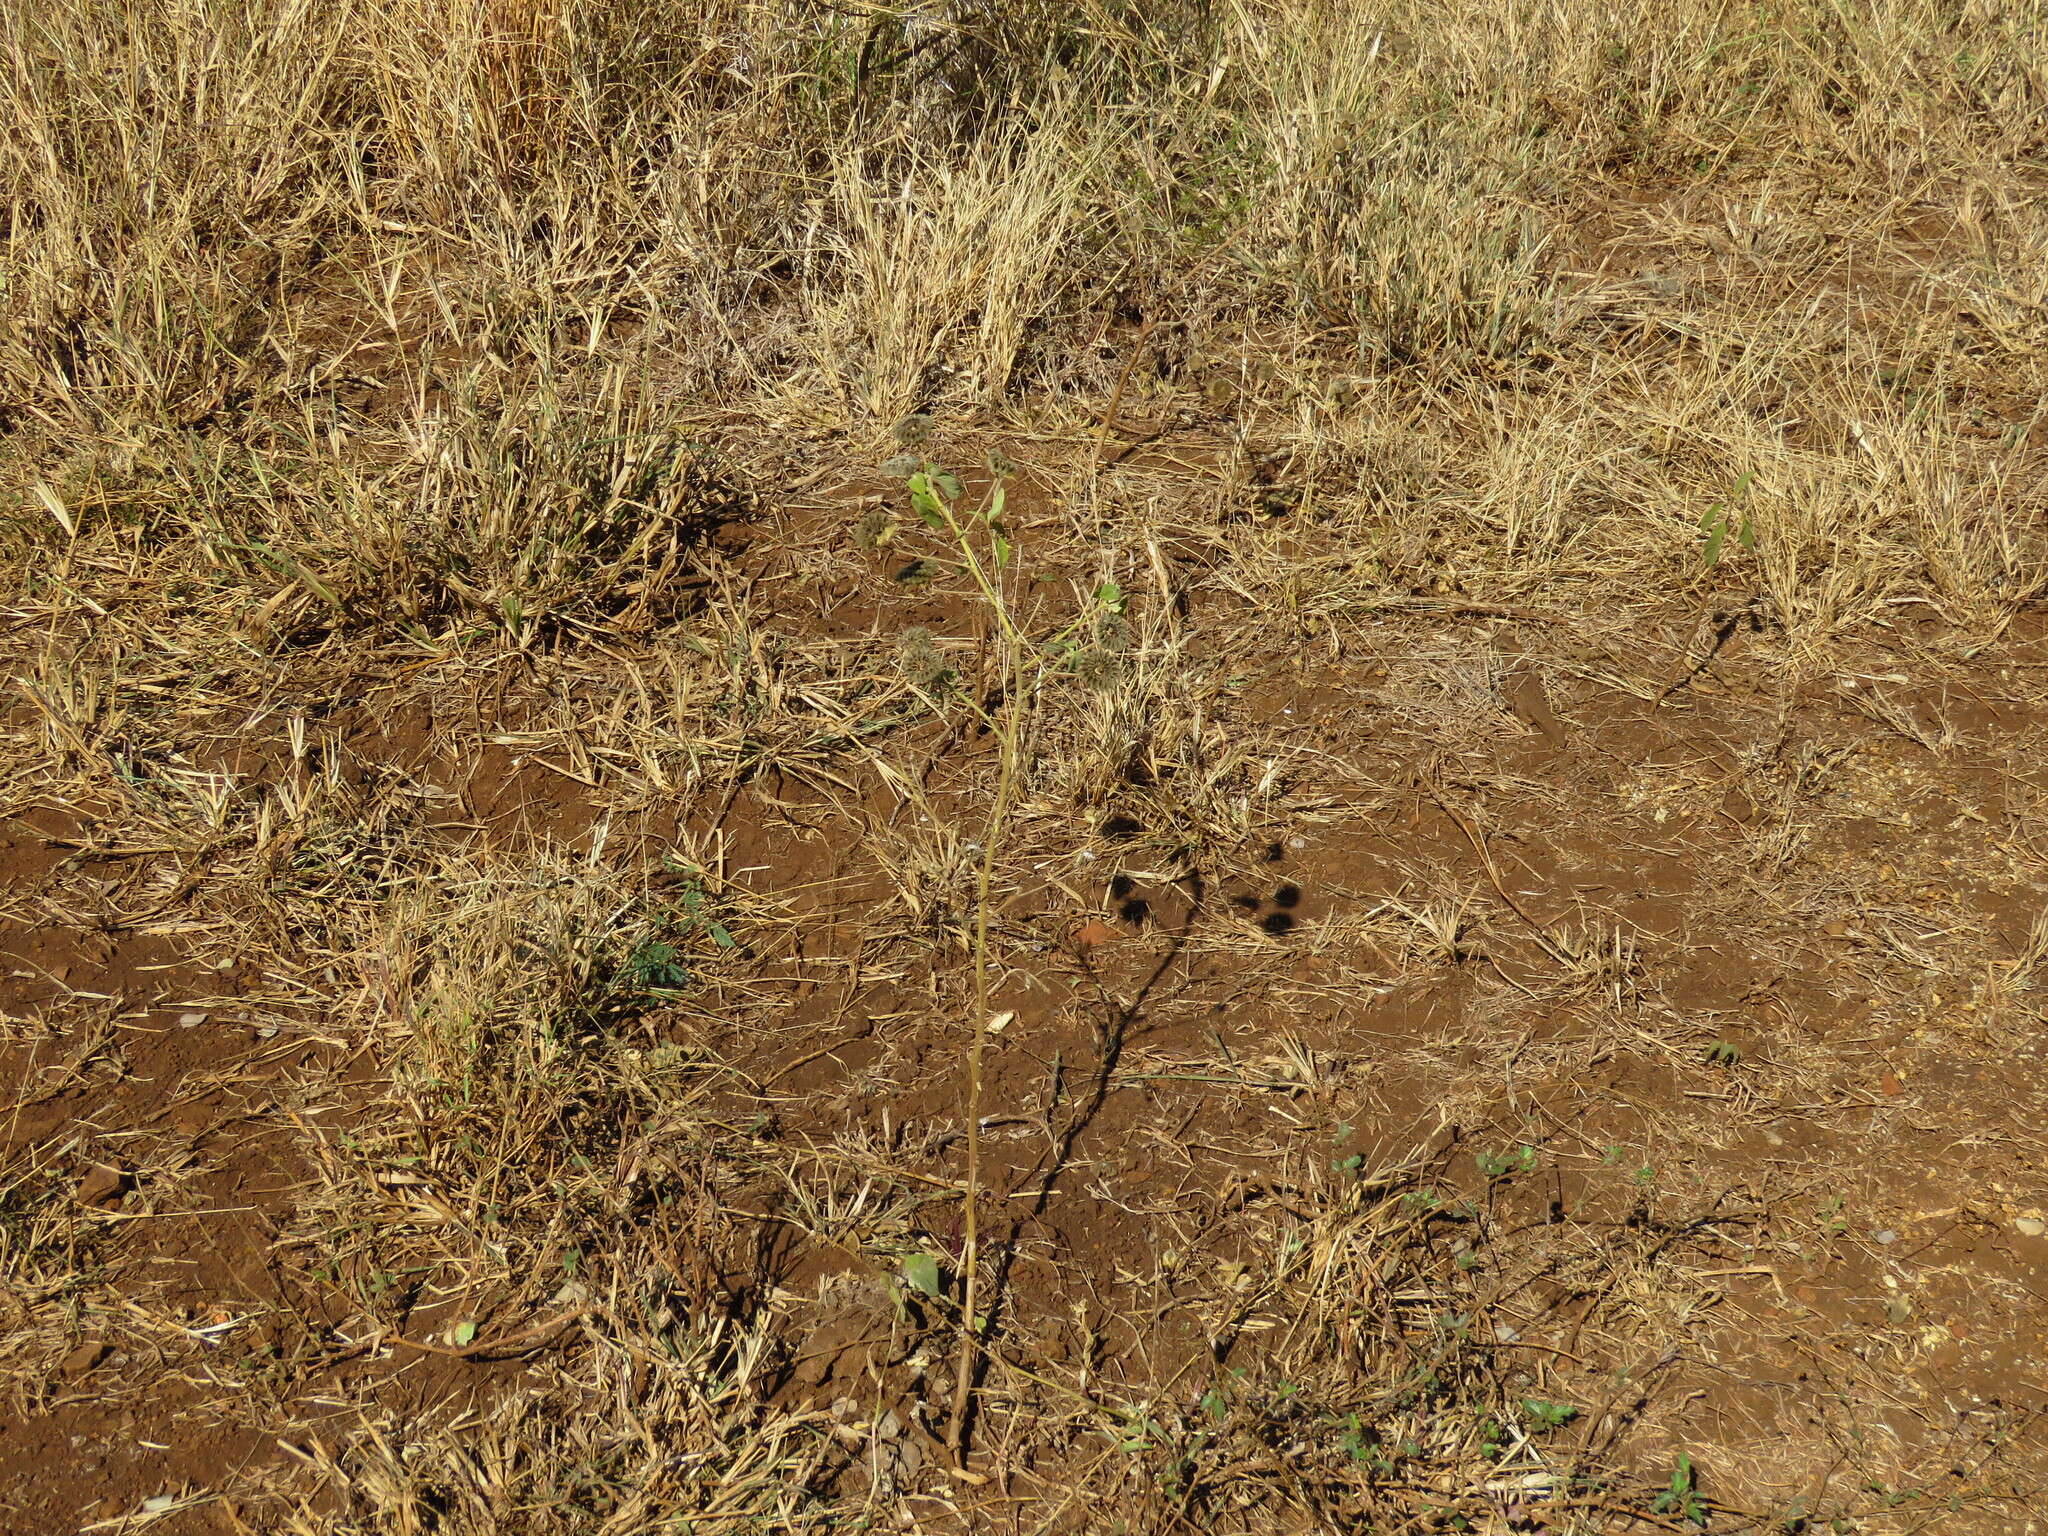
1700 470 1757 568
1520 1398 1579 1429
627 939 690 991
900 1252 943 1299
676 881 736 949
1704 1039 1743 1066
1475 1145 1538 1179
1115 1404 1163 1454
1652 1452 1709 1524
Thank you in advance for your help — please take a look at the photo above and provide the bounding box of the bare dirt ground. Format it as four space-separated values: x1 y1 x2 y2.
8 449 2048 1533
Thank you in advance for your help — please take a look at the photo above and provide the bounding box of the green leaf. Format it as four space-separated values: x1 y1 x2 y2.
1703 515 1728 567
1096 580 1127 615
933 470 963 501
452 1320 478 1347
1700 471 1757 567
908 474 947 529
708 923 736 950
1519 1398 1579 1428
900 1252 942 1298
992 529 1013 569
913 503 946 532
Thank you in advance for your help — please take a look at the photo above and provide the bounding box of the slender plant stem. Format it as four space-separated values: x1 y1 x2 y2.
944 497 1025 1464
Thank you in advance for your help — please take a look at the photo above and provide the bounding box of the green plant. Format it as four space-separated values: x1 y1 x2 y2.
1653 1452 1710 1524
1700 471 1757 568
625 939 690 992
673 880 737 950
1475 1145 1538 1179
1606 1145 1657 1184
1115 1403 1164 1454
900 1251 943 1299
893 450 1032 1455
1339 1412 1408 1473
1521 1398 1579 1429
1479 1416 1504 1458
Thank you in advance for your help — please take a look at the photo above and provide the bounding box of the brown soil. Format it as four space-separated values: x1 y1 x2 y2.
5 462 2048 1533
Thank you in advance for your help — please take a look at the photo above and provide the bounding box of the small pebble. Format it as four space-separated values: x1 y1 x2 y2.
177 1012 208 1028
1873 1229 1899 1245
255 1026 278 1039
2016 1217 2045 1237
1288 836 1307 849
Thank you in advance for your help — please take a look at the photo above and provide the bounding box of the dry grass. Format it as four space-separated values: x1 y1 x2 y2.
7 0 2048 1531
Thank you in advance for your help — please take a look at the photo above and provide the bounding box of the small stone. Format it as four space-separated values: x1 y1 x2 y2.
1873 1229 1898 1244
255 1025 278 1039
176 1012 209 1028
59 1340 109 1379
2016 1216 2045 1237
76 1163 129 1208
